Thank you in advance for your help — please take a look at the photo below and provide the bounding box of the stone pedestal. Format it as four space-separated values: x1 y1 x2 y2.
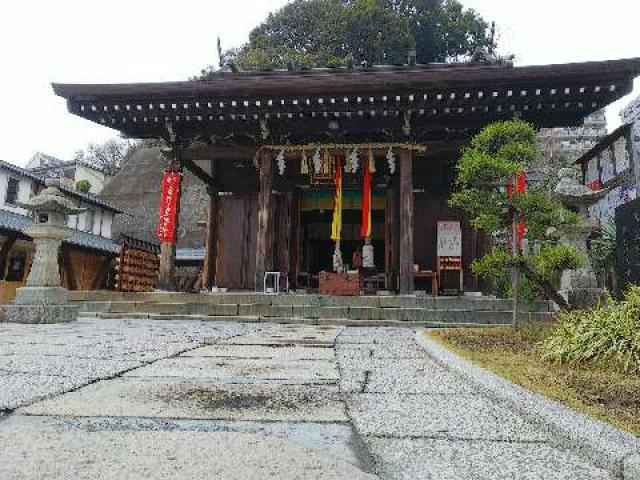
0 220 79 324
558 227 603 309
1 287 80 324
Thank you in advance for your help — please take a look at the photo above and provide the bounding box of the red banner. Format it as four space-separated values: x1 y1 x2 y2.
516 171 527 249
360 154 372 238
156 171 182 243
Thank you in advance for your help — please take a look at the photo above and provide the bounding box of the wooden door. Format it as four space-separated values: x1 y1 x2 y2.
215 194 258 289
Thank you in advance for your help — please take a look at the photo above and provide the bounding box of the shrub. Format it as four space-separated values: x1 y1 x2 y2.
542 286 640 373
75 180 92 193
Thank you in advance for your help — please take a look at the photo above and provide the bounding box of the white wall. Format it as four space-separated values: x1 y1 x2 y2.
0 169 35 215
67 204 113 239
75 164 107 193
101 211 112 238
0 164 115 239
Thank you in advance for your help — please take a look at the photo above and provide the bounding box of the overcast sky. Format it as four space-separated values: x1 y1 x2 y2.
1 0 638 165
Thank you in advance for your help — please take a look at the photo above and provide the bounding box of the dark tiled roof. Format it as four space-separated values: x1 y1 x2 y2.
0 209 120 255
0 159 124 214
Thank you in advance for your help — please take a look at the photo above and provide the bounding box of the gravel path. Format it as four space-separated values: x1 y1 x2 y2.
0 320 618 479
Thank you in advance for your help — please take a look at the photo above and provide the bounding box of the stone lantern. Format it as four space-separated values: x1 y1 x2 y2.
552 168 608 309
1 180 84 323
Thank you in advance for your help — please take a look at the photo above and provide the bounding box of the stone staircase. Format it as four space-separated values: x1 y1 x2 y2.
70 291 554 327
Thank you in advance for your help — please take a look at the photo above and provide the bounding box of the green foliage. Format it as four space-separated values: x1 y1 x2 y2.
207 0 493 71
542 286 640 373
512 190 581 241
451 120 583 307
75 180 91 193
589 222 617 276
382 0 493 63
454 148 520 188
535 244 583 281
472 248 513 281
470 120 538 154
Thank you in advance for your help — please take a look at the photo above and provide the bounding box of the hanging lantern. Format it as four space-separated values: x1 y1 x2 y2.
386 146 396 174
313 148 322 174
276 149 286 175
300 149 309 175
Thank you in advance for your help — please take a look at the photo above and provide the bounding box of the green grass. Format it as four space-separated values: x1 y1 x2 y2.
429 325 640 437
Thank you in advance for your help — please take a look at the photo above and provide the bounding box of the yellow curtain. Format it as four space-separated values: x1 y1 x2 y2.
330 156 343 241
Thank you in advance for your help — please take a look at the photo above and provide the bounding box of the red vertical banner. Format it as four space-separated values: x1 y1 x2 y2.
516 171 526 249
360 154 372 238
156 171 182 243
506 175 514 254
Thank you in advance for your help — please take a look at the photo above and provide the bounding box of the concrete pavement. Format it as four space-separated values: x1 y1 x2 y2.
0 320 617 479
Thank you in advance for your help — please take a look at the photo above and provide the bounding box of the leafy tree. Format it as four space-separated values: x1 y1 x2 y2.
450 120 583 310
589 221 617 292
382 0 494 63
75 180 92 193
73 138 136 176
201 0 493 74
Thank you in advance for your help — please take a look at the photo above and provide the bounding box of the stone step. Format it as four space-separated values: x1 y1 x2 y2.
81 302 551 325
81 310 551 327
73 292 551 313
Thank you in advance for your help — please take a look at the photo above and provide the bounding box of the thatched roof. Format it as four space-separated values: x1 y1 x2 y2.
100 147 207 249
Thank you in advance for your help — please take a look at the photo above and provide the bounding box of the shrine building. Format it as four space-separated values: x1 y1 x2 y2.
52 57 640 295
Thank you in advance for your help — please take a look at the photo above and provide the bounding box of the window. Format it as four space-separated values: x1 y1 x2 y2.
4 177 20 205
84 209 95 233
5 251 27 282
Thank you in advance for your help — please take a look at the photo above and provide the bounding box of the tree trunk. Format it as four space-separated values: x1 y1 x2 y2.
520 263 571 311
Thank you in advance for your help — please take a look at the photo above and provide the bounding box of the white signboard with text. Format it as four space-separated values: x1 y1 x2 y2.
437 221 462 257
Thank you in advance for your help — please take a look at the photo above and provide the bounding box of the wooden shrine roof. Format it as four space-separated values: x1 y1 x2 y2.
52 57 640 143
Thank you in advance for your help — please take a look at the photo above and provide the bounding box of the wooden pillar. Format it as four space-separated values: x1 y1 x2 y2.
202 186 219 291
157 164 182 291
399 149 414 294
255 150 273 291
386 180 399 291
157 242 177 291
289 189 301 290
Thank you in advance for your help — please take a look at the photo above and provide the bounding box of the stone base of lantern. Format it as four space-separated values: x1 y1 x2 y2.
0 287 79 324
560 288 604 310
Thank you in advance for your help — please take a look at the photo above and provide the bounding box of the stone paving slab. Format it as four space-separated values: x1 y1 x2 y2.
0 373 86 411
337 328 416 344
182 344 335 361
0 319 258 410
347 393 548 441
221 326 343 346
338 357 471 395
365 437 614 480
20 379 349 423
0 418 376 480
13 415 371 471
350 359 471 395
123 357 339 382
0 355 144 378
